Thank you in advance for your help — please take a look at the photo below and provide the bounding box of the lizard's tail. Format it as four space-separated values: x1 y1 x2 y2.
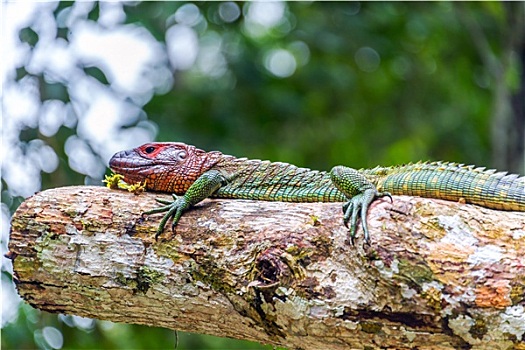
371 162 525 212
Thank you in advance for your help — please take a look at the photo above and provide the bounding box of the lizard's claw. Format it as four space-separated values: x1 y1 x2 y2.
342 189 392 244
143 194 190 240
154 194 179 206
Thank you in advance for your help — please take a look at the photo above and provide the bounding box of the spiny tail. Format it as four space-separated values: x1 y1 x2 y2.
367 162 525 211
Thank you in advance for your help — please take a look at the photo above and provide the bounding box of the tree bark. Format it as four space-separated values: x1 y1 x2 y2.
8 186 525 349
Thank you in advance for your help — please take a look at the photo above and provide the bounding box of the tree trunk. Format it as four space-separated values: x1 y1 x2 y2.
455 2 525 173
8 186 525 349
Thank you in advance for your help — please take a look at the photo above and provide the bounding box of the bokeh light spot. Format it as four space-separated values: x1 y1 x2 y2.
175 3 201 27
42 327 64 349
264 49 296 78
219 2 240 23
354 46 381 72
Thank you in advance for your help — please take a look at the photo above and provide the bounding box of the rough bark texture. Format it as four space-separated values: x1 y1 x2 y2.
8 186 525 349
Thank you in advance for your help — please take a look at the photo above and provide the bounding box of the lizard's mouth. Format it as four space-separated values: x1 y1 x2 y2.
109 149 139 166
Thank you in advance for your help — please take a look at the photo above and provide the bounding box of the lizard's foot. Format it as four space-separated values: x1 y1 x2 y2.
342 190 392 244
141 170 227 240
330 166 392 244
143 194 190 240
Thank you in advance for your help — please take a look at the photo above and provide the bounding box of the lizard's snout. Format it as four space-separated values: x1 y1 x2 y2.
109 149 135 171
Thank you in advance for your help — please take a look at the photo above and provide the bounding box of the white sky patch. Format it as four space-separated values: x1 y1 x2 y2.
1 78 47 197
39 100 67 137
243 1 286 38
65 136 106 178
27 3 58 44
98 2 126 28
197 31 227 78
71 76 133 136
1 267 23 327
34 142 60 174
70 21 169 97
69 75 153 162
2 143 49 198
2 77 41 129
71 316 96 330
1 2 40 85
78 92 126 143
246 1 285 28
0 14 61 328
1 204 12 267
166 24 199 70
56 1 95 29
27 37 78 84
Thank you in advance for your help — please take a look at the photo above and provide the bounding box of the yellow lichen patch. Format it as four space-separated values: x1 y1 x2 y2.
103 173 125 189
514 342 525 350
395 258 434 286
126 180 147 194
474 280 512 309
421 286 442 312
281 250 308 280
308 214 321 226
103 173 146 194
510 283 524 305
360 321 383 334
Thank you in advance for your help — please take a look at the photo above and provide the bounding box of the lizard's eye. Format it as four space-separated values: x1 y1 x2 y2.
145 146 156 154
177 151 187 160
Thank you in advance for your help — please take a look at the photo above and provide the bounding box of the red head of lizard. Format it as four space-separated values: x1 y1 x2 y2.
109 142 223 194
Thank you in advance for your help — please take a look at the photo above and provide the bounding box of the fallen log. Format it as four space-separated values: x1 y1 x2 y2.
8 186 525 349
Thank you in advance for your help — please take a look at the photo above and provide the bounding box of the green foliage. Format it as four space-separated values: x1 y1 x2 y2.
147 2 504 169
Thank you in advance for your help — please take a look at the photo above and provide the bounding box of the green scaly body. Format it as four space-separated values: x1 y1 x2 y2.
210 156 524 211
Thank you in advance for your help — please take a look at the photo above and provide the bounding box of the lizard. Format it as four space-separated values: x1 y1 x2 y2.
108 142 525 242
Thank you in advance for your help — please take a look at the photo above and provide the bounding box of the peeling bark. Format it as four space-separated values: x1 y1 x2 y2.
8 186 525 349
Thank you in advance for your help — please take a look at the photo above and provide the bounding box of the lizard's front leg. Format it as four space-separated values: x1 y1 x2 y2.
144 170 228 239
330 166 391 243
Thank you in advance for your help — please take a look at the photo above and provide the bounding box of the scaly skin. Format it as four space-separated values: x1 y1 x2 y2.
109 142 525 242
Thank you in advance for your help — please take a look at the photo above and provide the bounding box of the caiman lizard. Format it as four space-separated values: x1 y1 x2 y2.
109 142 525 242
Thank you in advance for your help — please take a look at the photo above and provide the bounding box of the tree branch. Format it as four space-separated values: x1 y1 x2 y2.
8 186 525 349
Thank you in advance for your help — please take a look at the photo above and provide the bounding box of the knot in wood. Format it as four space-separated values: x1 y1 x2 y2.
255 248 292 287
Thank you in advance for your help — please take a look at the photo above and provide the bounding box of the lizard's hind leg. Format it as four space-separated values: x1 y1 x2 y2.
330 166 391 243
